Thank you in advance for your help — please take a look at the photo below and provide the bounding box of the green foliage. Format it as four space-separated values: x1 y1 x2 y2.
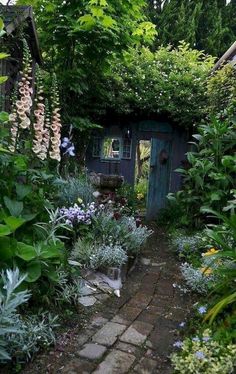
171 329 236 374
168 117 236 227
208 64 236 118
0 268 30 361
16 0 156 132
202 210 236 324
106 43 214 126
151 0 236 57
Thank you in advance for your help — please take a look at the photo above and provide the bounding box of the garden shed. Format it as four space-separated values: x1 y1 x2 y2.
0 5 42 110
86 118 188 219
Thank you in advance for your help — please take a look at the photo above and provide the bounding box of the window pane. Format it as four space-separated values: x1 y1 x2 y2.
122 138 132 159
102 137 121 159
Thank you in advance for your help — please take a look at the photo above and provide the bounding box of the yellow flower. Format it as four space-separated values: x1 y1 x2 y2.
202 247 219 257
137 193 144 200
77 198 83 204
200 267 213 276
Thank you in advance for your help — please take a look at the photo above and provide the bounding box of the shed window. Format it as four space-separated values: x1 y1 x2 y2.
102 137 121 160
92 137 101 157
122 138 132 159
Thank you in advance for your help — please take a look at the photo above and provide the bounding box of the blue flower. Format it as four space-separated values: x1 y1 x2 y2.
173 341 183 348
202 336 210 342
195 351 205 360
192 337 200 342
179 322 186 328
198 306 207 314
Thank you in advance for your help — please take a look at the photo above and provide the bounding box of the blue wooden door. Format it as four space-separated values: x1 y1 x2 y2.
146 138 172 220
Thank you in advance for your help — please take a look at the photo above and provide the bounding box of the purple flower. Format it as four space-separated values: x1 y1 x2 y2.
192 337 200 342
195 351 205 360
198 306 207 314
173 341 183 348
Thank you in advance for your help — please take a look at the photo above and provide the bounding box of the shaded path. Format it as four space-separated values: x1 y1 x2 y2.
23 227 192 374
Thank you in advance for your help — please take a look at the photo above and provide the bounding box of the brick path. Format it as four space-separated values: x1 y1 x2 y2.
23 228 192 374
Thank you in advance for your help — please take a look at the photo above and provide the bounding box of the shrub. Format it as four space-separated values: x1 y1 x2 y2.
171 329 236 374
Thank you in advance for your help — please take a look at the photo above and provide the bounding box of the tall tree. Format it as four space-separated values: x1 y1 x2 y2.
150 0 236 56
16 0 157 126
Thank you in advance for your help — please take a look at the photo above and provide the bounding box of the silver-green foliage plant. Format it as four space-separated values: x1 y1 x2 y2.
6 312 58 362
54 175 95 206
90 244 128 269
171 230 206 256
0 268 58 363
0 268 30 361
120 216 153 253
180 262 217 294
171 329 236 374
92 213 152 254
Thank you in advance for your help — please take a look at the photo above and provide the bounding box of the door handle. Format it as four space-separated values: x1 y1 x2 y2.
159 149 168 164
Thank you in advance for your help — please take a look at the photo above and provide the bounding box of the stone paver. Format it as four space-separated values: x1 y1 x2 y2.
133 357 158 373
128 292 153 308
93 350 135 374
120 320 153 346
61 359 95 374
78 343 107 360
112 305 142 325
21 228 192 374
92 322 126 346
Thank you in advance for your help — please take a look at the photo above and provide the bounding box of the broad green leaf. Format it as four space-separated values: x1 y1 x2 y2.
4 217 26 232
0 224 11 237
0 76 8 84
0 237 16 260
16 184 32 199
0 111 9 122
16 242 36 261
26 261 41 282
4 197 23 217
40 241 64 259
78 14 96 29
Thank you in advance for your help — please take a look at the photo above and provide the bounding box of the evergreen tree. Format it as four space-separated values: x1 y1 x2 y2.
149 0 236 56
